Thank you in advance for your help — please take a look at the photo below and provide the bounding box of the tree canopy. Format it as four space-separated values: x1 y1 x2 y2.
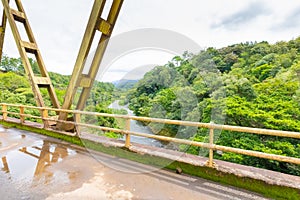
125 38 300 175
0 56 121 137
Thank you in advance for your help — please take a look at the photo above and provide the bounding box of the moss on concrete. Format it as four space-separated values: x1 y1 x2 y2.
1 120 299 200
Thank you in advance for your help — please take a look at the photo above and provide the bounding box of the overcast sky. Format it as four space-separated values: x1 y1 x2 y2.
2 0 300 82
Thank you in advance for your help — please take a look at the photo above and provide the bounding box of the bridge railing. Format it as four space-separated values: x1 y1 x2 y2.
1 103 300 168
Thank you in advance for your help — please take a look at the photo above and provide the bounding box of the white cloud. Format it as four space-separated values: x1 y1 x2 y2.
99 50 175 82
1 0 300 80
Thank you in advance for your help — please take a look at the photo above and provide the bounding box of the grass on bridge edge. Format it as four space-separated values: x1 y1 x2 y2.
0 120 299 200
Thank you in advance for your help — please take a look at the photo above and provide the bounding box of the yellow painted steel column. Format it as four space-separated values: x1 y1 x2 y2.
1 0 60 112
58 0 106 122
19 106 25 124
58 0 124 131
42 109 49 129
76 0 124 111
74 113 81 136
208 128 214 167
2 104 7 120
0 5 8 62
125 118 131 148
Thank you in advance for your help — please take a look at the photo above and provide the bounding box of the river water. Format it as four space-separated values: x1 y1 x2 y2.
108 101 164 148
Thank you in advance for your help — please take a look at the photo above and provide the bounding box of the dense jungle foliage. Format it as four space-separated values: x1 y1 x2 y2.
125 38 300 175
1 36 300 175
0 55 122 137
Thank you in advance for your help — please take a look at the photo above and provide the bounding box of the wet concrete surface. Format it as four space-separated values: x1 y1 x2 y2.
0 125 270 200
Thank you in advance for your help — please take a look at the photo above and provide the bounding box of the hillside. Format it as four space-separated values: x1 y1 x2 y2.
113 79 138 90
0 57 122 137
125 38 300 175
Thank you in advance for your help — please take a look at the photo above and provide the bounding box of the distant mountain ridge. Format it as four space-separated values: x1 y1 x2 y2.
113 79 138 89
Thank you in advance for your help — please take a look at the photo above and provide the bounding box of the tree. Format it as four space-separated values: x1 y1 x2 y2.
0 55 24 74
126 37 300 175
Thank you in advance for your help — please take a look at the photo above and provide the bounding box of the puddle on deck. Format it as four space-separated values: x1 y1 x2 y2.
0 126 133 200
0 126 270 200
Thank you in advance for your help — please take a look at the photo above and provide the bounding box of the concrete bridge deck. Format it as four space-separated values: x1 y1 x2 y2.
0 116 300 199
0 125 272 200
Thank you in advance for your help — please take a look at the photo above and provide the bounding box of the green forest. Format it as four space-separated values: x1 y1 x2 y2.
1 37 300 175
0 55 124 137
125 38 300 175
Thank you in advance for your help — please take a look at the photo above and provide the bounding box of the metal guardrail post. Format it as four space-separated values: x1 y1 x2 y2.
20 106 25 124
125 119 131 148
74 113 81 136
2 104 7 121
208 127 215 167
42 109 49 128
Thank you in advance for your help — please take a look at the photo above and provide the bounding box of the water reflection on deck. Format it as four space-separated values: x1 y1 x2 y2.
0 125 270 200
1 127 76 183
0 126 98 199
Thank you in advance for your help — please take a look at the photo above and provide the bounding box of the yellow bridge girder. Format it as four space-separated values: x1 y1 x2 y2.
0 0 124 132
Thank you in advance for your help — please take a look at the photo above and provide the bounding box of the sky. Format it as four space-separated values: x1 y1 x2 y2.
2 0 300 82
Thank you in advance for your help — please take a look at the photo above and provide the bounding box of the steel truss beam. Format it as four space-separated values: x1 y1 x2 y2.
0 0 60 128
57 0 124 131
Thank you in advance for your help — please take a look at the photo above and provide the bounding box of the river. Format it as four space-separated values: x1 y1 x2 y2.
108 100 164 148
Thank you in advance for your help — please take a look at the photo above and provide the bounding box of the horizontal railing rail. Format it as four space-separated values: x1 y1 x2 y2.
1 103 300 167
